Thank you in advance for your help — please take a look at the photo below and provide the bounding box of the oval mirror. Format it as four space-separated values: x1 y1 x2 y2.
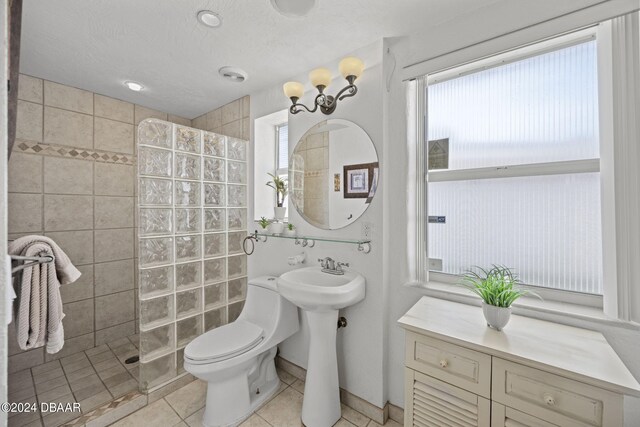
289 119 379 230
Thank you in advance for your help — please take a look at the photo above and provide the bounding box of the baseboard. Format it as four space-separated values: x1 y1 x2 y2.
388 402 404 424
276 356 388 425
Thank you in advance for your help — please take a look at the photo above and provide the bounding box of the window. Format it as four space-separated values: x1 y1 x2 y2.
276 123 289 176
426 37 603 296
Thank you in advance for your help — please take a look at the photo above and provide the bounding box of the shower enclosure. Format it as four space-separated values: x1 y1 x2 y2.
137 119 249 391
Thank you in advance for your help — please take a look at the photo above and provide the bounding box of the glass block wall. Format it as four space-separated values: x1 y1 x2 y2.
137 119 249 391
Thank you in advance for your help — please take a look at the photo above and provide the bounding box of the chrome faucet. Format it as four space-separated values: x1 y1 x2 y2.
318 257 349 275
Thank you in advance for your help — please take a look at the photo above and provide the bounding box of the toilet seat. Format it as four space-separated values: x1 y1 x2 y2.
184 320 264 364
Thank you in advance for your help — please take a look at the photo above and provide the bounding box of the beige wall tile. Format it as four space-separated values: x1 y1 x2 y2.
168 115 191 127
45 333 94 361
8 153 43 193
242 118 250 140
94 228 134 262
16 100 43 142
95 321 136 346
44 157 93 195
44 107 93 149
134 105 168 125
18 74 43 103
206 109 221 131
191 114 207 130
95 259 134 296
221 100 242 125
242 96 250 118
60 264 94 304
94 196 134 229
94 95 134 124
8 348 45 373
44 195 94 231
94 163 133 196
63 299 94 338
94 117 134 154
45 230 94 266
95 291 135 330
44 81 93 114
221 120 242 139
8 193 43 233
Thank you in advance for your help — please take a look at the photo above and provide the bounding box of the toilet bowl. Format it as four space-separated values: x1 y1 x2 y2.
184 276 299 427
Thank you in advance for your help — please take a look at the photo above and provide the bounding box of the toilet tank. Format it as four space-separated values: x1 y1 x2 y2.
237 276 299 344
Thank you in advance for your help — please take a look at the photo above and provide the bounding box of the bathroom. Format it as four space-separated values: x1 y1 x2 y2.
2 0 640 426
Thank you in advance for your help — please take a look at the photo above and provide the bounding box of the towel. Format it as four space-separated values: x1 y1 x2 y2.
8 236 81 354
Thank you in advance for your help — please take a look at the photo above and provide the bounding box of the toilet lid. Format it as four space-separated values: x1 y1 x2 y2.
184 320 264 362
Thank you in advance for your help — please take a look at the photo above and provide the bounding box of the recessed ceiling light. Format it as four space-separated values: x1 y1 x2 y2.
197 10 222 28
124 81 144 91
270 0 316 17
218 66 248 83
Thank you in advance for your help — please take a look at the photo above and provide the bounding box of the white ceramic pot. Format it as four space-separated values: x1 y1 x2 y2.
268 222 285 236
284 228 297 237
274 207 286 221
482 302 511 331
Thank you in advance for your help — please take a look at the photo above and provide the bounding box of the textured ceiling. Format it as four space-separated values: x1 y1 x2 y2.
20 0 501 118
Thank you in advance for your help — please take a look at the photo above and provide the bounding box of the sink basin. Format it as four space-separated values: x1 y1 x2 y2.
277 266 365 311
277 266 366 427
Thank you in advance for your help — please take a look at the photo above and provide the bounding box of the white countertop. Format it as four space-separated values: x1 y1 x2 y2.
398 296 640 397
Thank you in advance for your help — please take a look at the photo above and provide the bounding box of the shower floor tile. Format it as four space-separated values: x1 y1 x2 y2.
7 334 140 427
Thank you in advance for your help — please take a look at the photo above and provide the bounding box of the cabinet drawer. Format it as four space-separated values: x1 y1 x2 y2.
491 402 561 427
405 332 491 398
492 358 623 427
405 368 490 427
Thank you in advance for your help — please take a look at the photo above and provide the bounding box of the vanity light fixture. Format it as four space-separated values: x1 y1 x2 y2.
197 10 223 28
283 56 364 115
124 81 144 91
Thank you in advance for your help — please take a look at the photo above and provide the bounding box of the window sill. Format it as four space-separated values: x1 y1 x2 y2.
405 280 640 331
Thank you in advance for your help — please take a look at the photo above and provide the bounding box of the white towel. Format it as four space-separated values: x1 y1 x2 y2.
8 236 81 354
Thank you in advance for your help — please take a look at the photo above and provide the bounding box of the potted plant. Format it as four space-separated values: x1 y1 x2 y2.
266 173 287 220
460 265 538 331
284 223 296 237
258 217 270 230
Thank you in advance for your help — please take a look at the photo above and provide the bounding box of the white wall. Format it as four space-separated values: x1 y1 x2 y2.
1 0 9 421
249 41 387 407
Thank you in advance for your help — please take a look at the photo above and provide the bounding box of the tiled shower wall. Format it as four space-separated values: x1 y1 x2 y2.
137 120 248 391
7 74 192 372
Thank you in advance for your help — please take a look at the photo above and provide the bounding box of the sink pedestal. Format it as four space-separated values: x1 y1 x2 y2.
301 309 341 427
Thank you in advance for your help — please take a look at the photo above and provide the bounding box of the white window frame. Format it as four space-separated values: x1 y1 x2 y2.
275 122 288 177
419 27 606 309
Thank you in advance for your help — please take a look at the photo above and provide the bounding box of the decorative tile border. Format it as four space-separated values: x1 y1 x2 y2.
14 139 136 165
61 391 145 426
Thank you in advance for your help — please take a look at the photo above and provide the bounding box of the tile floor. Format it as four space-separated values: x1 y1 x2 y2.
110 367 403 427
8 335 140 427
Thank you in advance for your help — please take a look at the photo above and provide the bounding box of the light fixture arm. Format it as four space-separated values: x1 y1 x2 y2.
289 77 358 115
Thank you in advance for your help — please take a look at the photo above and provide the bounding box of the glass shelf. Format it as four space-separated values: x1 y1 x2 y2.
250 230 372 253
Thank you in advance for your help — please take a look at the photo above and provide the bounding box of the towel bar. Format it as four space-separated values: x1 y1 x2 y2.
10 254 54 275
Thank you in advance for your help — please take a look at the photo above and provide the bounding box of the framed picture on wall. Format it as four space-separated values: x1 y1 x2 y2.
343 162 379 199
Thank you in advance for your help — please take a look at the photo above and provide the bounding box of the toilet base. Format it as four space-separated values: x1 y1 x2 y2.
202 376 280 427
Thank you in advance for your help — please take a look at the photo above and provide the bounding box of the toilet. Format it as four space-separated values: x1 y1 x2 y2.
184 276 299 427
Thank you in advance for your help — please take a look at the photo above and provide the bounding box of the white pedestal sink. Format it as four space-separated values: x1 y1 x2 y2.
277 267 365 427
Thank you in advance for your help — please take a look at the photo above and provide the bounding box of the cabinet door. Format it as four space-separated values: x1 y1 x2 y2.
405 368 490 427
491 402 560 427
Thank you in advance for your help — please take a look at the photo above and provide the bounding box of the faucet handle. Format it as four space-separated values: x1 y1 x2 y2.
336 262 350 271
317 258 327 268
